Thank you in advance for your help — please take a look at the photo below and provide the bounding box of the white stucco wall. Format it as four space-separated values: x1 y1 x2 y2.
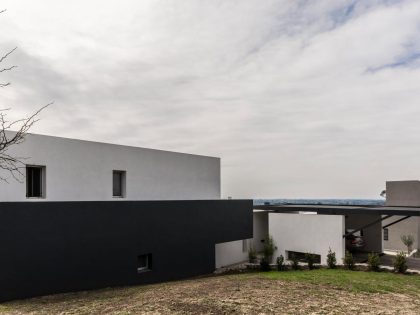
386 180 420 207
269 212 345 265
215 239 249 268
0 132 220 201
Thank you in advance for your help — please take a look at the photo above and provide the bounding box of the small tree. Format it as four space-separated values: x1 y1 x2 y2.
305 253 316 270
276 255 285 271
342 251 355 270
263 235 277 264
401 235 414 254
394 252 408 274
367 253 380 272
326 248 337 269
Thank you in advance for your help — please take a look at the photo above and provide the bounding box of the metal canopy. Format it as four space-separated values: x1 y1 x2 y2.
253 204 420 216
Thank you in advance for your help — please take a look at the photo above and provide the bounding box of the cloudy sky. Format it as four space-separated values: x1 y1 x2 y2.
1 0 420 199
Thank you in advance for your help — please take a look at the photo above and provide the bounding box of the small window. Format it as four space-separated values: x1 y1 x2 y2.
26 166 45 198
384 228 389 241
113 170 126 197
137 254 152 273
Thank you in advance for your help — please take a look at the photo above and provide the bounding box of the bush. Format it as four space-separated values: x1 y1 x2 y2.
276 255 285 271
263 235 277 264
248 246 257 263
260 258 271 272
367 252 380 272
342 251 355 270
326 248 337 269
394 252 408 273
305 253 316 270
290 254 299 270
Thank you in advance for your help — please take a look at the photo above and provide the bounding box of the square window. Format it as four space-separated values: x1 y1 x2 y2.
137 254 152 273
113 170 126 197
26 166 45 198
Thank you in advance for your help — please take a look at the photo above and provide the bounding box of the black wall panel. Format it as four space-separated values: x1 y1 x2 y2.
0 200 252 301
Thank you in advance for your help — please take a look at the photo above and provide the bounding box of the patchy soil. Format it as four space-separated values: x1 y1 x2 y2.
1 273 420 314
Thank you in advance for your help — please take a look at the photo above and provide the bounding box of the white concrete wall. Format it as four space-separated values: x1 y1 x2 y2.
215 239 249 268
269 212 345 265
0 132 220 201
386 180 420 207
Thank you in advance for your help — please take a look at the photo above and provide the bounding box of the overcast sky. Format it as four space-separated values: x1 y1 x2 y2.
1 0 420 199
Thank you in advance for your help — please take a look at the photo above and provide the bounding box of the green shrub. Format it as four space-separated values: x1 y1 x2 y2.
326 248 337 269
263 235 277 264
260 258 271 272
290 254 299 270
367 252 380 272
248 246 257 263
394 252 408 273
305 253 316 270
276 255 285 271
342 251 355 270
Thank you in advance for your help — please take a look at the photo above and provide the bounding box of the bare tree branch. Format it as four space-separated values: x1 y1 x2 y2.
0 10 52 182
0 103 52 182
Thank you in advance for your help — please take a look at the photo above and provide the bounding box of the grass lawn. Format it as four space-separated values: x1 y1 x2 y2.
1 269 420 314
257 268 420 294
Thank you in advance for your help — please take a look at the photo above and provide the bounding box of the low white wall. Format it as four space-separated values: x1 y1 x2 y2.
215 239 249 268
269 212 345 265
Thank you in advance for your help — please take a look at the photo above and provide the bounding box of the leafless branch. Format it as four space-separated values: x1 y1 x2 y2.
0 9 52 182
0 103 52 182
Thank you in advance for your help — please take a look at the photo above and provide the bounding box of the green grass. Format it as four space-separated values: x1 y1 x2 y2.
250 268 420 294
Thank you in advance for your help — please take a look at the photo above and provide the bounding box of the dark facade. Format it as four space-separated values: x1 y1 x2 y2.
0 200 252 302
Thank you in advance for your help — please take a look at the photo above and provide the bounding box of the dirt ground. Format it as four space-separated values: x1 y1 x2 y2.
1 274 420 315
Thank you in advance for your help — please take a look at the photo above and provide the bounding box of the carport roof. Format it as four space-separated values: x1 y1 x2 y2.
253 204 420 216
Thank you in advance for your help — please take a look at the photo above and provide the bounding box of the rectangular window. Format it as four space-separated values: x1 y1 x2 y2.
286 251 321 264
137 254 152 273
112 170 126 197
26 166 45 198
384 228 389 241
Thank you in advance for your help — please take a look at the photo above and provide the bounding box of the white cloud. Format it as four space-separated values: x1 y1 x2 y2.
1 0 420 198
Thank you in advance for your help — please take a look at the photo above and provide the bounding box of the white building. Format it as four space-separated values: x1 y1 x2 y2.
0 132 220 201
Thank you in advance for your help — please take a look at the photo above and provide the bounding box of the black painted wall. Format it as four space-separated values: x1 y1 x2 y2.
0 200 252 302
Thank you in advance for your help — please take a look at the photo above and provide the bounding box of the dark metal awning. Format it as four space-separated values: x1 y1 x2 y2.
253 204 420 216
